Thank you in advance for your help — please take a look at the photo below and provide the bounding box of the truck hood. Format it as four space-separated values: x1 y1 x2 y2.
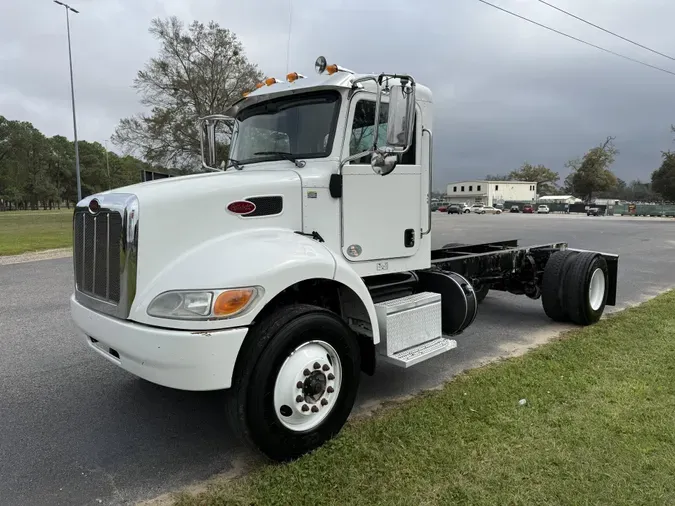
102 169 303 291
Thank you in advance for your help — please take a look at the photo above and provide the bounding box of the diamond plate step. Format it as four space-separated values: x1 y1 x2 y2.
380 336 457 368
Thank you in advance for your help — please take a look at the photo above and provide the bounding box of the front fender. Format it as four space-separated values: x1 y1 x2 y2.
129 228 377 340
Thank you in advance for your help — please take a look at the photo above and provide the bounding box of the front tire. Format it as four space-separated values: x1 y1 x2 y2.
226 304 361 462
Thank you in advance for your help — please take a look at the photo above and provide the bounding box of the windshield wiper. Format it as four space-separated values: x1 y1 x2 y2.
254 151 306 168
225 158 244 170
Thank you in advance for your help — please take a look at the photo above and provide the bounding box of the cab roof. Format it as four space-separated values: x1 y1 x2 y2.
224 69 433 118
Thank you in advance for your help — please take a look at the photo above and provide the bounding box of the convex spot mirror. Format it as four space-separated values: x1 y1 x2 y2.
370 151 398 176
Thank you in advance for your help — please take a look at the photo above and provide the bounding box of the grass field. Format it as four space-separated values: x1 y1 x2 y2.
0 209 72 256
175 291 675 506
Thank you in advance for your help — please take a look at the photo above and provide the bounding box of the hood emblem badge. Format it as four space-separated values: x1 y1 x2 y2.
227 200 257 215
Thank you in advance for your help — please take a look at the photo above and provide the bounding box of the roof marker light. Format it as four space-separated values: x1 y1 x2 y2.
265 77 279 86
255 82 264 89
286 72 305 83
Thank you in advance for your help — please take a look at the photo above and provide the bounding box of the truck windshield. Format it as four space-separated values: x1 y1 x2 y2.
230 90 341 165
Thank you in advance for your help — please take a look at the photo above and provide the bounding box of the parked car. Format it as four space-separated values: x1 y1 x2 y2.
481 206 502 215
587 207 601 216
447 204 462 214
537 205 550 214
470 204 485 214
523 204 534 213
510 205 520 213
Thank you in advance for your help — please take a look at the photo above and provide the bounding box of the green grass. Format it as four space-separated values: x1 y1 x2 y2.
0 209 73 256
175 291 675 506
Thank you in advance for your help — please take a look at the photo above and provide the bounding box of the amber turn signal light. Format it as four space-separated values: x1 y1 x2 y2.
213 289 256 317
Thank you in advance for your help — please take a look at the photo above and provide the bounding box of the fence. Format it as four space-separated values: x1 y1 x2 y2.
614 204 675 217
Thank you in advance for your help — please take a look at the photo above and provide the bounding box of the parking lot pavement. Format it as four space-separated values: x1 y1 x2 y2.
1 213 674 505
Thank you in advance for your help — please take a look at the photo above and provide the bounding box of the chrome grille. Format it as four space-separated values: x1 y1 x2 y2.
73 193 139 319
73 210 122 303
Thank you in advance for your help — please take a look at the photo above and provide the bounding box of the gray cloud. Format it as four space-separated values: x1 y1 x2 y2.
2 0 674 189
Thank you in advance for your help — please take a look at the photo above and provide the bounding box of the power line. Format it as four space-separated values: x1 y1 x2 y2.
537 0 675 63
475 0 675 78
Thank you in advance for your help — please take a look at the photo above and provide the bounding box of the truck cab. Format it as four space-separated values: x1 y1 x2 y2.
70 56 618 463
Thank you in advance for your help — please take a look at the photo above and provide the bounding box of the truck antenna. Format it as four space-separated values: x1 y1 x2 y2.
286 0 293 74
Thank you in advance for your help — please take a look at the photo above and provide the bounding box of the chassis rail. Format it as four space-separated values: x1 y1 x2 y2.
431 240 618 306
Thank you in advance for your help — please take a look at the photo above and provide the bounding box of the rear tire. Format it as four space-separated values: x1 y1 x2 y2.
563 252 609 325
541 250 577 322
225 304 361 462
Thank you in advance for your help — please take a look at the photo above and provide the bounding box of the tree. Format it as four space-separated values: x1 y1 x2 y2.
651 151 675 201
508 162 559 195
569 136 619 202
112 17 265 172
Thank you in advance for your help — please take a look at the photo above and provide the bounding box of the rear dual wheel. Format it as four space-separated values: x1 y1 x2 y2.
541 250 609 325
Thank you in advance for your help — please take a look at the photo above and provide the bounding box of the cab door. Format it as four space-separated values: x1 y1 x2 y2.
340 95 422 262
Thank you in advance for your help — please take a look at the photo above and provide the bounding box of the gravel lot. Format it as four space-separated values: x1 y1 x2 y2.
1 213 673 506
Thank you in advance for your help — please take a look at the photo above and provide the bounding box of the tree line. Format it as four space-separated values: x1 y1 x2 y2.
486 134 675 202
0 115 160 210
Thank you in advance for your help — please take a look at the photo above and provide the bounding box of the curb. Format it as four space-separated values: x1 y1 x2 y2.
0 248 73 266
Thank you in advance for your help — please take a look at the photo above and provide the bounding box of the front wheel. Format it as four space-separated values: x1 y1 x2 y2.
226 304 361 462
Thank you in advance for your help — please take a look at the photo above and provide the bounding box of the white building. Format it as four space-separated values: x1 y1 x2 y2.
537 195 582 205
445 180 537 207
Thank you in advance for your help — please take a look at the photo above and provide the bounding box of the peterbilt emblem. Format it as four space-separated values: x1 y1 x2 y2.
227 200 256 215
88 199 101 214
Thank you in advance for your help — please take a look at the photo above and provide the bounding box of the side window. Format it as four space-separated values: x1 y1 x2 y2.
477 185 481 191
469 185 473 191
461 186 465 192
453 186 457 192
495 185 499 191
349 99 417 165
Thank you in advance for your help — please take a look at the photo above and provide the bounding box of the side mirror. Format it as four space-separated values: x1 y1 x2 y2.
385 84 415 149
370 150 398 176
198 115 234 171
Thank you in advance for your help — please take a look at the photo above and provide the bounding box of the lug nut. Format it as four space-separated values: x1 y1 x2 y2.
311 405 319 413
297 381 304 389
322 364 330 371
303 369 310 376
321 398 328 406
327 386 334 394
328 373 335 380
313 362 321 370
296 395 304 403
301 404 309 412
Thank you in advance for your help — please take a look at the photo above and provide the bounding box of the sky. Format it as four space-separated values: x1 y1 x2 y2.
2 0 675 190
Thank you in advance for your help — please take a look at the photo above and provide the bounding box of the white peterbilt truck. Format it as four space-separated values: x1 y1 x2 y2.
70 56 619 462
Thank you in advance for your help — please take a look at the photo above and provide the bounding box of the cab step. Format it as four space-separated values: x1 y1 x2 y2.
380 336 457 368
374 291 456 368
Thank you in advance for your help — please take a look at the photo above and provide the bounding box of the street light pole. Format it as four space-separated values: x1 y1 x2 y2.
54 0 82 202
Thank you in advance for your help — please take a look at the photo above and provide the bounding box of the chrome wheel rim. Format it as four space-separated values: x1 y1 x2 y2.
588 268 606 311
273 340 342 432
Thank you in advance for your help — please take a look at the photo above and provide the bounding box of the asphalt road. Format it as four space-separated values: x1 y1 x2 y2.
1 213 674 506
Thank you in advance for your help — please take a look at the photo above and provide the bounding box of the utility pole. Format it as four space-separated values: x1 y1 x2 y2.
53 0 82 202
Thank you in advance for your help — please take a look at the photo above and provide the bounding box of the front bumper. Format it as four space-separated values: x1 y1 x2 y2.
70 295 248 391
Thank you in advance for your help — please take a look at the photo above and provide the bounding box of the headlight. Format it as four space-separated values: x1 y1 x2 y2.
147 287 262 320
